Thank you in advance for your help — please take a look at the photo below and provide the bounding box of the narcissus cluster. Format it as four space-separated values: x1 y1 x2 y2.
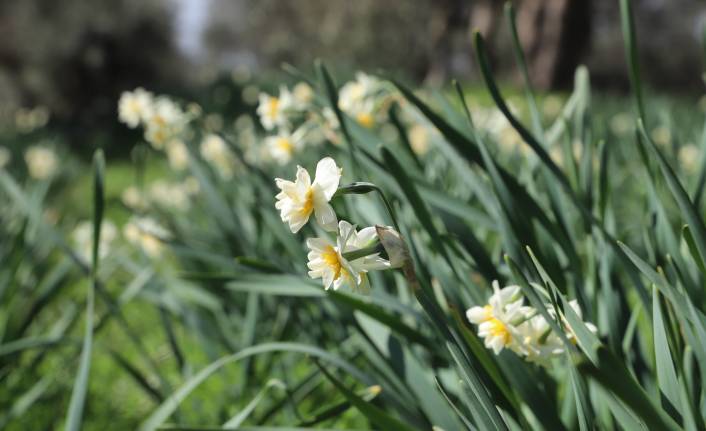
275 157 393 291
466 281 597 365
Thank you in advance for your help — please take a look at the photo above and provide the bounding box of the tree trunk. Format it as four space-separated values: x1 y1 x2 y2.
517 0 591 89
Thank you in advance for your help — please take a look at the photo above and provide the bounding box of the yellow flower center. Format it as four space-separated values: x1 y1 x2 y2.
267 98 280 118
152 115 167 128
128 99 141 114
356 112 374 128
276 137 293 154
322 245 343 280
298 188 314 218
487 318 511 345
150 127 168 145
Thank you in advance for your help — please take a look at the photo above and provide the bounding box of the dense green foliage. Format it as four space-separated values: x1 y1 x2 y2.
3 2 706 430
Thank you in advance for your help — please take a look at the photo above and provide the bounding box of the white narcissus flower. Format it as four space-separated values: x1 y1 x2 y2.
166 139 189 171
265 128 305 165
274 157 341 233
257 87 293 131
467 281 598 363
118 88 154 128
562 299 598 341
121 186 147 210
338 73 382 128
518 300 597 364
148 180 190 211
307 221 389 291
466 281 533 355
338 72 380 113
72 220 118 262
123 217 170 258
517 313 563 365
24 146 58 180
292 82 314 107
144 97 186 149
200 134 236 179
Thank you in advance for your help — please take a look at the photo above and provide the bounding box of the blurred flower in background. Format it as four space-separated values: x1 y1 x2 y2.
24 146 58 180
72 219 118 262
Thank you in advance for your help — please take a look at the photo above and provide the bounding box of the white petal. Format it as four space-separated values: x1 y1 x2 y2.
337 220 356 248
321 268 335 290
466 306 491 324
359 255 390 271
288 214 308 233
490 337 504 354
313 157 341 200
313 200 338 232
306 237 332 252
355 226 378 247
295 166 312 189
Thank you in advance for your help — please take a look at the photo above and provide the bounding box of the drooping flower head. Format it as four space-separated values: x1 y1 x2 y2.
307 221 389 291
275 157 341 233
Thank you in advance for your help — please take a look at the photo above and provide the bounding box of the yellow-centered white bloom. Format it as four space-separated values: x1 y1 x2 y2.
24 146 58 180
292 82 314 107
265 128 305 165
338 73 382 129
274 157 341 233
518 300 597 364
144 97 186 149
257 87 293 131
467 282 597 362
306 221 389 291
123 217 169 258
0 146 10 169
72 220 118 262
338 72 380 113
200 134 236 179
148 180 190 211
118 88 154 128
121 186 148 210
166 139 189 171
466 281 532 355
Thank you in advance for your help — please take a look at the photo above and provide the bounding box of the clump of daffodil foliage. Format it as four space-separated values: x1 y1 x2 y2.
2 2 706 430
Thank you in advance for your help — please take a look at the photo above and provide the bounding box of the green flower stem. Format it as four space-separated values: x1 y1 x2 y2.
333 182 401 233
342 243 384 262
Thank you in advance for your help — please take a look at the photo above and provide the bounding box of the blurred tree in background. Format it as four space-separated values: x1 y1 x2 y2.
1 0 704 154
0 0 185 153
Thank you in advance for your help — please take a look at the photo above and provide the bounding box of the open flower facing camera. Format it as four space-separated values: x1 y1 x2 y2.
275 157 341 233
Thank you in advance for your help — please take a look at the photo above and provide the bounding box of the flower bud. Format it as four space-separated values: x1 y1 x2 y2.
375 225 408 269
